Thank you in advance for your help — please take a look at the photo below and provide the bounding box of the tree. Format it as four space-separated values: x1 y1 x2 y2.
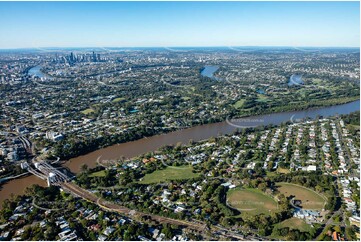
277 194 289 211
258 182 267 192
333 225 341 233
161 225 173 239
80 163 88 172
89 231 97 241
45 224 60 240
123 230 132 241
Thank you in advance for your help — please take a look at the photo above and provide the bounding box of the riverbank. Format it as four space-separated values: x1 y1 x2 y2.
59 96 359 164
0 172 29 184
0 99 359 207
0 174 46 209
65 99 359 172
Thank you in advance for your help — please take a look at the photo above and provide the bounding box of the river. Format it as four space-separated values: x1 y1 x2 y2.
201 65 219 79
28 65 52 79
0 175 46 208
288 74 304 86
0 100 359 207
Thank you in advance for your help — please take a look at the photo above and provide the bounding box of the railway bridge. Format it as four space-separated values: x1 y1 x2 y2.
21 162 247 239
21 161 72 186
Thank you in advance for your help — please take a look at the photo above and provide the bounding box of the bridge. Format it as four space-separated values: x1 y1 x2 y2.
21 161 248 239
22 161 72 186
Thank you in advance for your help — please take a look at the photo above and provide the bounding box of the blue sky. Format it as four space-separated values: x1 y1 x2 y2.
0 1 359 48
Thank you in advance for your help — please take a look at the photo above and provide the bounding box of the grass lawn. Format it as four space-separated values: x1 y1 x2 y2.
347 124 360 131
233 99 246 109
266 171 278 178
277 217 312 231
186 87 196 93
81 108 95 115
296 89 308 98
277 167 291 174
227 188 279 216
138 165 200 184
276 182 326 210
270 217 313 239
311 78 325 85
89 170 106 177
256 94 270 102
112 97 125 103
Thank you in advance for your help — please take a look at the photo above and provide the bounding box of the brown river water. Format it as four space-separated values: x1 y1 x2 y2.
1 100 359 208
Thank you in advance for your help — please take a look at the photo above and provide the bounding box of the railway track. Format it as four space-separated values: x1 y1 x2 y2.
60 182 254 240
61 182 208 232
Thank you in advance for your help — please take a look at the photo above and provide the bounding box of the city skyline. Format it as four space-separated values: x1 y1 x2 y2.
0 1 359 49
0 2 360 240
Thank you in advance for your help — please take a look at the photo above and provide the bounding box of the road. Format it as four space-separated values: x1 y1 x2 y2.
315 209 344 240
315 119 351 240
61 182 208 232
15 161 246 239
61 182 252 240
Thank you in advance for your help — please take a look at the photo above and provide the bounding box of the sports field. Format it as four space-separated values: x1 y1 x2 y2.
227 188 279 215
276 182 326 210
138 165 200 184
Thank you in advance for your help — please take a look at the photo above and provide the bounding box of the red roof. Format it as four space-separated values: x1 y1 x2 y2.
332 231 338 241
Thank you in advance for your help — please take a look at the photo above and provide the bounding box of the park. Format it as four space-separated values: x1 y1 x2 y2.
227 188 279 215
275 182 326 210
138 165 200 184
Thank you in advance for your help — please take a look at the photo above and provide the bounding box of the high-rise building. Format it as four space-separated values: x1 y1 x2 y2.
70 52 75 62
92 51 97 62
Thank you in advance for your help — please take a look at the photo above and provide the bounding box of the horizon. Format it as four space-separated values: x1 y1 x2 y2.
0 45 360 51
0 1 359 48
